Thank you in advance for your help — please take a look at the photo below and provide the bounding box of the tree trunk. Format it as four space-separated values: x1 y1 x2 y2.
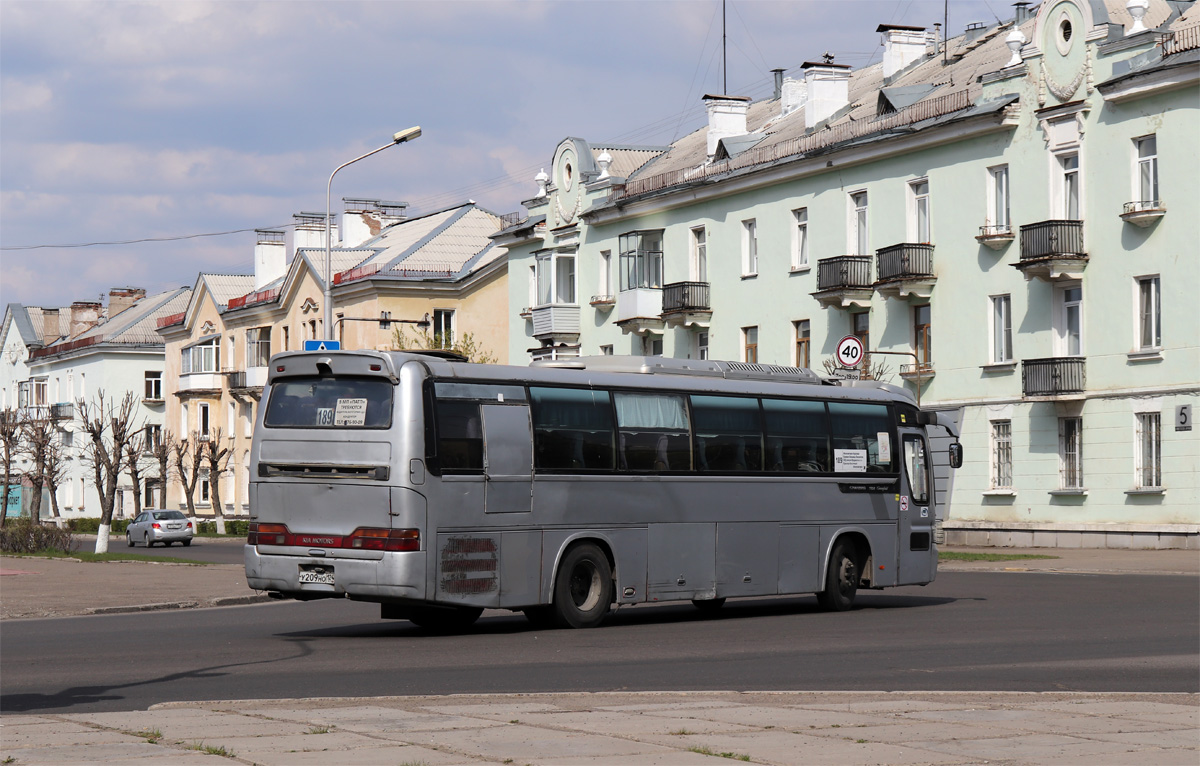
47 477 60 519
96 522 110 554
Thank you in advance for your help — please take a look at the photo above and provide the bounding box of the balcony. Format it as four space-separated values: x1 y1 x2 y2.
976 223 1014 250
660 281 712 328
589 294 615 309
1015 220 1087 281
531 304 581 344
811 256 873 309
1022 357 1086 398
615 288 665 335
899 363 936 381
1120 200 1166 228
874 244 935 300
50 402 73 420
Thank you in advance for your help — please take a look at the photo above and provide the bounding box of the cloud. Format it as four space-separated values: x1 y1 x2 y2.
0 77 52 113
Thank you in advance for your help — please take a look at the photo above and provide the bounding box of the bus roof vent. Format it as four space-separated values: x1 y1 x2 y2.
719 361 823 384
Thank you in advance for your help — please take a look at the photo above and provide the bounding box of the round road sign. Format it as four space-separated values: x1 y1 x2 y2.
836 335 865 368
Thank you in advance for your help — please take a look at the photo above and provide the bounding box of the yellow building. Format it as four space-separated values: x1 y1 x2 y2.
157 200 513 516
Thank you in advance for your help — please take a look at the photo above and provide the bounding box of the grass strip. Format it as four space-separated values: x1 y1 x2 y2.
939 551 1059 562
6 550 216 564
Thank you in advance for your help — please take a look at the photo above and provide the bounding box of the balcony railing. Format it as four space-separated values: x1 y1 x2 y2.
51 402 73 420
816 256 872 290
1022 357 1085 397
876 244 933 281
1020 220 1085 260
226 371 247 389
1123 200 1163 215
661 282 711 314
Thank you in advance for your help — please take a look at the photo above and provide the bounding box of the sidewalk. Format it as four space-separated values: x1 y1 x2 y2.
3 691 1196 765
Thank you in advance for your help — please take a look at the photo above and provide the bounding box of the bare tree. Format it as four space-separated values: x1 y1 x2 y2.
123 430 150 518
150 429 176 509
77 391 141 553
392 326 498 364
0 410 23 529
19 415 54 525
41 427 71 521
203 427 233 534
172 434 204 517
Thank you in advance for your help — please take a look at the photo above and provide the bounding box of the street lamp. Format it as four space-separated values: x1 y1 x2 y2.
324 126 422 339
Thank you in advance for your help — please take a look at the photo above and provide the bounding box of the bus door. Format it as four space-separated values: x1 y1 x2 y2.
897 429 935 583
481 403 533 514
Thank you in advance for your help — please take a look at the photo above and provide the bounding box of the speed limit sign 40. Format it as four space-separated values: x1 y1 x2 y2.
836 335 865 368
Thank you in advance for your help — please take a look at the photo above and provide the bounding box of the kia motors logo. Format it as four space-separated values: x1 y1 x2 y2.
301 536 336 546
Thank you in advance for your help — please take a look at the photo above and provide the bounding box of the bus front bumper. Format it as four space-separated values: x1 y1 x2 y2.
244 545 425 601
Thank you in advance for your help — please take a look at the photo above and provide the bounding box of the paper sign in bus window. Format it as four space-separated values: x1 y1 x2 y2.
834 449 868 472
334 398 368 427
316 407 334 427
877 432 891 463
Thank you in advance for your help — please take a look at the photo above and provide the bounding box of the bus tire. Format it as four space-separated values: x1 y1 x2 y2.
691 597 726 613
816 539 859 612
407 606 483 632
553 544 612 629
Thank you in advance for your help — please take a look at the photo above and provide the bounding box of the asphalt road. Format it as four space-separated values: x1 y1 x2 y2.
2 571 1196 714
93 536 247 565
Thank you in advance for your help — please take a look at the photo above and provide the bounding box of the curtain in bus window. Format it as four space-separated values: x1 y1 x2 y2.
613 392 690 471
264 377 393 429
691 395 763 472
904 436 930 505
435 399 483 472
763 399 830 472
828 402 894 473
529 387 614 470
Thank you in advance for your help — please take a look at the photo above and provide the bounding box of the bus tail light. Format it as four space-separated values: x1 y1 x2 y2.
249 522 288 546
346 527 420 552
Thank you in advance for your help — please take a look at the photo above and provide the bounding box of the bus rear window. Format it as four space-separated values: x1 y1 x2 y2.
264 376 393 429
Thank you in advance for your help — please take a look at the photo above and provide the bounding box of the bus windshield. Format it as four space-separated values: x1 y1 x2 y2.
264 376 393 429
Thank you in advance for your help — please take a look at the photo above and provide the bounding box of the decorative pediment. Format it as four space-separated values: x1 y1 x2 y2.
199 321 216 335
300 297 320 314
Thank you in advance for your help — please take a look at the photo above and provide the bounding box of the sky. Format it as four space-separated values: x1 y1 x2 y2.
0 0 1007 310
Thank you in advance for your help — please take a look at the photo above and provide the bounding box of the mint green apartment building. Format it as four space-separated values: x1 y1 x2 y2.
500 0 1199 548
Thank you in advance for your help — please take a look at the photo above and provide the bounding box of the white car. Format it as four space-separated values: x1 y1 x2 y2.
126 510 194 547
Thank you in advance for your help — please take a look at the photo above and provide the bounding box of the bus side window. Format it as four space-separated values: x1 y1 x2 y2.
435 399 483 472
691 395 763 472
763 398 830 472
828 402 894 473
529 387 615 471
613 392 691 472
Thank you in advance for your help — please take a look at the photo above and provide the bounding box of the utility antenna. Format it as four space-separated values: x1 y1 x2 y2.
722 0 727 94
943 0 949 66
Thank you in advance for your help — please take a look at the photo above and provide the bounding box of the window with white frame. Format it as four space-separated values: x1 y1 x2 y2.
535 253 576 305
199 402 210 438
227 336 235 370
181 403 189 435
852 311 870 350
618 231 663 290
227 401 235 434
850 191 869 254
1136 276 1160 351
598 250 612 299
794 320 810 367
987 165 1010 233
1058 416 1083 489
242 401 253 438
144 371 162 401
909 179 931 243
791 209 808 270
144 424 161 454
1058 152 1080 219
990 294 1013 363
527 264 536 309
914 304 932 367
742 326 758 363
1134 135 1158 206
1056 284 1083 356
432 309 455 349
246 327 271 368
599 344 614 356
690 228 707 282
694 331 709 361
643 333 664 356
182 337 220 374
1134 411 1161 489
741 219 758 275
200 471 210 503
990 420 1012 489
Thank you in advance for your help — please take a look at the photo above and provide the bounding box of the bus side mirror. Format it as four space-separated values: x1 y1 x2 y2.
948 442 963 469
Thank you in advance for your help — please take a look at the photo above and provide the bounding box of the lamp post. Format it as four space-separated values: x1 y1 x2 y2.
324 126 422 339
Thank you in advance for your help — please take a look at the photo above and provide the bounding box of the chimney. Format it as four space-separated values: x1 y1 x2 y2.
963 21 988 43
703 94 751 159
254 229 286 290
69 301 102 338
107 287 145 319
802 60 852 129
293 211 336 254
877 24 928 79
40 308 61 346
340 198 409 248
771 68 786 99
780 77 807 118
1013 2 1033 24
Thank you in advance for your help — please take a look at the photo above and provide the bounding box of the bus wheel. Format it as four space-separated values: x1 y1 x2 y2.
691 597 726 613
407 606 483 632
816 540 859 612
553 544 612 629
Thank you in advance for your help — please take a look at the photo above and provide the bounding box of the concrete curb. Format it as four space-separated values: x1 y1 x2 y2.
86 594 272 615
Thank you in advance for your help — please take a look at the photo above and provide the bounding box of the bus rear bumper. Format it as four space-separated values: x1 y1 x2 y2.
244 546 425 601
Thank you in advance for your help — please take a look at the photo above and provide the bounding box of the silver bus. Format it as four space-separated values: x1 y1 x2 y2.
245 351 961 630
